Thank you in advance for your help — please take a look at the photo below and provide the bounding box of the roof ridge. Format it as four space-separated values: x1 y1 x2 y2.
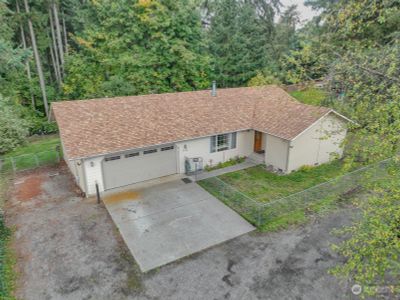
51 85 283 105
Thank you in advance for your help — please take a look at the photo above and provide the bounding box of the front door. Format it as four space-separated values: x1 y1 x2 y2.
254 131 263 153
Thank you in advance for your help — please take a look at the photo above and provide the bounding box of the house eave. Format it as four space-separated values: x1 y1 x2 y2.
67 127 253 161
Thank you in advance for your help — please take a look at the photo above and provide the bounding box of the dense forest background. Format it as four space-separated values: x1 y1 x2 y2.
1 1 400 295
1 0 400 163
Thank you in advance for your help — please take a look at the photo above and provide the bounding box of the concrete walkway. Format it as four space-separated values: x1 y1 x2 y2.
194 160 257 180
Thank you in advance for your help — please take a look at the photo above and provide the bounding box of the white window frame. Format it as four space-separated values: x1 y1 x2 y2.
217 134 230 152
210 132 237 153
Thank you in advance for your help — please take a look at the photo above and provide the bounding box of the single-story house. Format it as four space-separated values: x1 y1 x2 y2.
51 86 351 196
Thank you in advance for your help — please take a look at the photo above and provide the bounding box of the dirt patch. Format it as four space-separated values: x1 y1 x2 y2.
14 175 44 201
6 165 143 300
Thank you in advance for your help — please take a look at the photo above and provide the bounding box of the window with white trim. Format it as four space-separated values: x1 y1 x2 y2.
125 152 139 158
105 155 121 162
161 145 174 151
143 148 157 155
210 132 237 153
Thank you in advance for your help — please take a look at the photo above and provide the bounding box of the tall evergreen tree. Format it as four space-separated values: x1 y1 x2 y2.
208 0 278 87
23 0 49 117
63 0 210 99
0 0 28 85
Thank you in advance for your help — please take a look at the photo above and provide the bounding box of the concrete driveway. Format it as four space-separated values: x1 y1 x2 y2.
103 178 255 272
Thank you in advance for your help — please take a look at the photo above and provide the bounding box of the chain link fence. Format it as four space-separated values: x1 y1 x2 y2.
199 157 398 231
0 150 62 174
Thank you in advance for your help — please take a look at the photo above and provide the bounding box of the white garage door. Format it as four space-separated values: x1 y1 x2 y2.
102 145 177 190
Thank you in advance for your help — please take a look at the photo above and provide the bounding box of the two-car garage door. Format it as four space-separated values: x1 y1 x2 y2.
102 145 177 190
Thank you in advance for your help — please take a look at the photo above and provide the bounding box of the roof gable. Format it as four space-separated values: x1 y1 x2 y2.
52 86 338 159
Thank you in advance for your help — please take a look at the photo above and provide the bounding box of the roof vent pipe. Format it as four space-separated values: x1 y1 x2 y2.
211 81 217 97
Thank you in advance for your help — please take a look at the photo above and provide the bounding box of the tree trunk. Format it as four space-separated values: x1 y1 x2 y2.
23 0 49 117
16 0 35 108
49 7 61 85
62 10 68 54
49 36 59 85
52 1 64 76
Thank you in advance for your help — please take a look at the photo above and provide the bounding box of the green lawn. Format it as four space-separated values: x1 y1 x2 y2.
198 160 353 231
3 135 60 158
1 135 61 173
199 159 397 232
218 160 344 202
290 87 327 106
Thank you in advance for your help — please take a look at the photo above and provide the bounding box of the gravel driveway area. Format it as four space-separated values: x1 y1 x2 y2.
6 164 357 300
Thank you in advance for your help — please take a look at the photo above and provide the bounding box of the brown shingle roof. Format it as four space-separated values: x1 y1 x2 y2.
52 86 333 159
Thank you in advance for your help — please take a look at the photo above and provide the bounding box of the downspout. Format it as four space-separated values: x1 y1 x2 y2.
81 159 89 197
285 140 292 173
175 144 180 174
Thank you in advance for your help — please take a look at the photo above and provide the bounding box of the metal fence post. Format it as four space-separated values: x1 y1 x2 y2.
10 157 16 173
34 154 39 167
55 145 61 163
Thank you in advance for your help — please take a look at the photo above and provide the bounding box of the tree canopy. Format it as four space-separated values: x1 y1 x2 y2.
1 0 400 297
63 0 211 99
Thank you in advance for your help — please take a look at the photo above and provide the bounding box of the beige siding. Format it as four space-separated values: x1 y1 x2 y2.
287 113 347 172
61 139 74 175
176 130 254 173
74 160 86 191
265 134 290 172
83 156 105 195
317 114 347 162
61 139 85 192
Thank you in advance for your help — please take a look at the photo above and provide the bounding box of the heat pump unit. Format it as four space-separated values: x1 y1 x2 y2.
185 157 203 174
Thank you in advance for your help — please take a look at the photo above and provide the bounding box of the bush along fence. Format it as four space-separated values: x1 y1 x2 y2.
0 211 13 299
0 148 62 174
199 157 398 231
